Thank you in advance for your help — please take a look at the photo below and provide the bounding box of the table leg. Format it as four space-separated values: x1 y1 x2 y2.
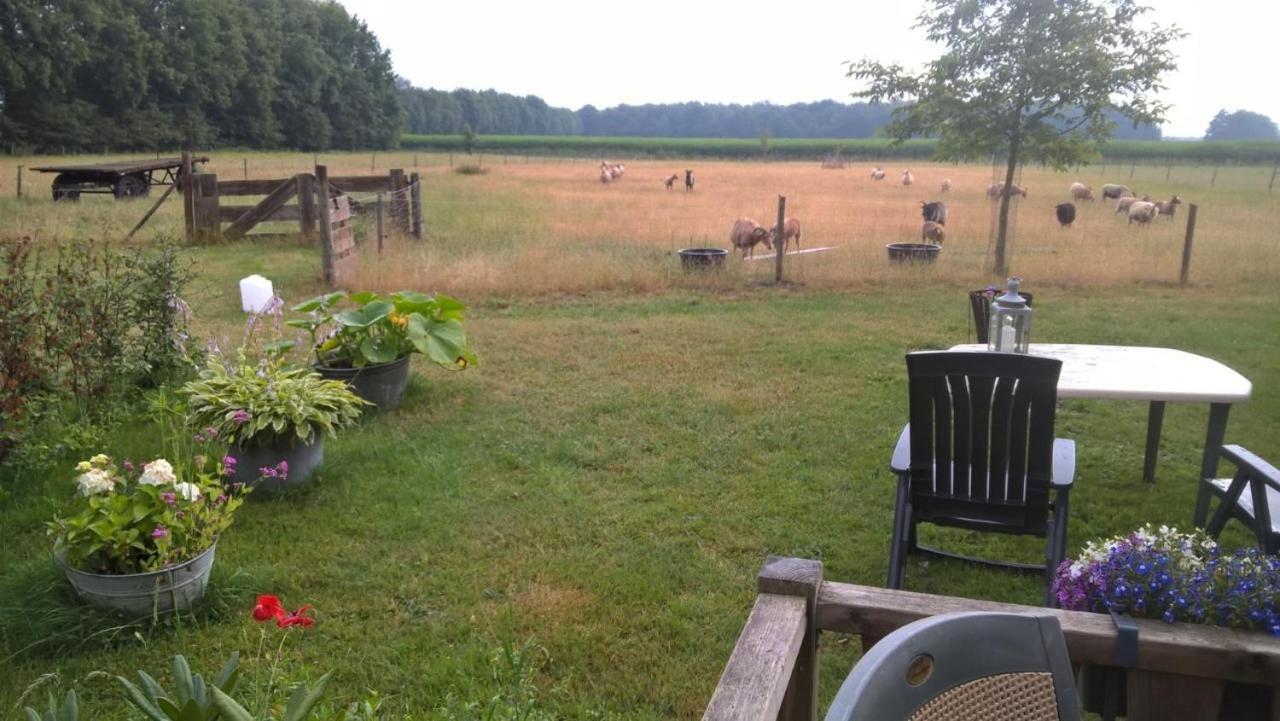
1143 401 1165 483
1193 403 1232 527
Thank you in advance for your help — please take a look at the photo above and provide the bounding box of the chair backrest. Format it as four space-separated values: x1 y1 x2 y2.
824 612 1081 721
906 352 1062 534
1220 444 1280 554
970 289 1034 344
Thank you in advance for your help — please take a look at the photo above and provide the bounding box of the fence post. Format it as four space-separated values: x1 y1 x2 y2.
758 557 823 721
1269 163 1277 192
389 168 407 233
1129 162 1136 179
375 193 385 254
371 153 376 171
773 195 787 284
1165 164 1171 182
297 173 317 236
1180 203 1198 286
181 151 195 244
16 165 21 198
410 172 423 240
243 158 248 181
316 165 334 284
194 174 220 242
1210 167 1218 188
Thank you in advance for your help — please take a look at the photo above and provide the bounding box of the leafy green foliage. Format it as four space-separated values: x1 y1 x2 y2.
118 653 241 721
1205 109 1280 141
289 291 476 371
181 355 367 449
22 690 78 721
847 0 1184 272
435 640 557 721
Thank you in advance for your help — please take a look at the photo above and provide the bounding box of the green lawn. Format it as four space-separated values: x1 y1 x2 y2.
2 246 1278 718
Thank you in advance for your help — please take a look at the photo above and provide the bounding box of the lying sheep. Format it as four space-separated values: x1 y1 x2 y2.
941 179 951 193
1128 201 1160 225
922 221 946 245
920 201 947 226
1070 182 1094 201
1056 202 1076 228
1154 195 1182 220
730 217 772 257
768 218 802 253
1101 184 1131 200
870 167 886 181
987 182 1028 199
901 169 914 187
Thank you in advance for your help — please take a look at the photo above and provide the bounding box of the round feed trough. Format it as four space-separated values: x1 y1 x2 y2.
886 243 941 264
678 248 728 269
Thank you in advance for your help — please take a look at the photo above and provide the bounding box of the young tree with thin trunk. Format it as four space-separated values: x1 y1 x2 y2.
847 0 1183 275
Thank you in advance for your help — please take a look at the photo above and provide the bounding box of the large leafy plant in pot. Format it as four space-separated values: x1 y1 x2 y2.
288 291 475 411
180 353 367 490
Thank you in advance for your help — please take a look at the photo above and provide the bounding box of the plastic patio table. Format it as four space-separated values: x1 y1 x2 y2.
948 344 1252 499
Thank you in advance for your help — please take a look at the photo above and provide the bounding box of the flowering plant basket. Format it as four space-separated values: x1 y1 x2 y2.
1053 524 1279 637
48 453 248 575
288 290 475 370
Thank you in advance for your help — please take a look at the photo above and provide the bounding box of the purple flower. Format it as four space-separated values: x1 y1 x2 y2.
231 410 250 425
222 455 237 475
203 426 218 439
260 466 278 478
123 459 135 473
215 494 228 505
151 525 169 539
276 460 288 479
161 492 177 507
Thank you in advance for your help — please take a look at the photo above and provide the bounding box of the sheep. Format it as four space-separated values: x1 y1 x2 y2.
900 169 914 187
920 201 947 226
941 179 951 193
1101 184 1131 200
664 174 678 190
1115 194 1150 214
1127 201 1160 225
1154 195 1182 220
685 169 695 191
1070 182 1094 201
921 221 946 245
599 167 611 184
730 217 772 257
987 182 1028 199
870 167 886 181
1055 202 1077 228
769 217 802 253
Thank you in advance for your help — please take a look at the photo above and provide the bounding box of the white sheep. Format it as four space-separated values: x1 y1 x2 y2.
900 169 914 187
1070 182 1094 201
870 167 886 181
941 179 951 193
1127 201 1160 225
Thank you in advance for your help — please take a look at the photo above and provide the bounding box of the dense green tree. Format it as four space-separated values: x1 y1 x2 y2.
1204 109 1279 141
848 0 1182 274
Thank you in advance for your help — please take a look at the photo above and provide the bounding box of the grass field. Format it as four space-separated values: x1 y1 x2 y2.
1 151 1279 718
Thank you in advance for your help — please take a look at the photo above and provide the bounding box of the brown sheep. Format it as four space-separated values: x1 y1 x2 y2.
730 217 772 258
769 218 802 253
922 221 946 245
1154 195 1182 220
664 174 678 190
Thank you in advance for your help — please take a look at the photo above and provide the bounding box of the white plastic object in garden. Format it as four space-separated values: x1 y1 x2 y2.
239 275 275 313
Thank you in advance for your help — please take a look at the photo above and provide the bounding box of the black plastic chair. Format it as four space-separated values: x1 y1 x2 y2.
824 612 1081 721
1198 444 1279 554
970 288 1034 344
889 352 1075 607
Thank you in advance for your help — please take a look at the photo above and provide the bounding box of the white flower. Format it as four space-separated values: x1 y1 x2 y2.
76 469 115 496
174 481 202 502
139 459 176 486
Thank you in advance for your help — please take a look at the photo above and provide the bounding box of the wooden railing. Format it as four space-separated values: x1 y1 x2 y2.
703 557 1280 721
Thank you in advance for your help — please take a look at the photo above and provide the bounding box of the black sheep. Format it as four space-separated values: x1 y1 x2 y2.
1055 202 1076 228
920 201 947 226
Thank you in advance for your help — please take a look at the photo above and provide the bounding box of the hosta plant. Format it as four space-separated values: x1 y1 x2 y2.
288 290 475 370
181 353 367 450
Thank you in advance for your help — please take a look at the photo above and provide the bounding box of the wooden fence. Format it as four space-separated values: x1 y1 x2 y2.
703 557 1280 721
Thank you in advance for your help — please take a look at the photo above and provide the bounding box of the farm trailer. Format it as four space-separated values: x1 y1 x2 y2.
30 156 209 201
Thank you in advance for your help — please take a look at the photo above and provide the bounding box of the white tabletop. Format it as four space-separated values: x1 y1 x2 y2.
947 344 1253 403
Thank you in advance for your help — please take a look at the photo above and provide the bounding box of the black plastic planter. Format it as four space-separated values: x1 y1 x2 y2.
886 242 941 264
678 248 728 269
315 355 411 411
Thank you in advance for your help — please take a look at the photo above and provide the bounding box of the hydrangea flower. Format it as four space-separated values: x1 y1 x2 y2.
76 468 115 496
139 459 176 486
174 481 202 502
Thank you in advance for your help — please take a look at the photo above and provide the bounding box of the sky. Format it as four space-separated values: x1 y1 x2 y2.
338 0 1280 139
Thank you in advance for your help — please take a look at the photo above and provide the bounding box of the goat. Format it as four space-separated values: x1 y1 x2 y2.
730 217 771 257
664 174 678 190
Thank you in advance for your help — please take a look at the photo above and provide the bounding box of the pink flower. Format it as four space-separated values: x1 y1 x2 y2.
276 460 289 479
203 426 218 439
151 525 169 539
231 410 251 425
123 460 135 473
222 455 237 476
161 492 177 506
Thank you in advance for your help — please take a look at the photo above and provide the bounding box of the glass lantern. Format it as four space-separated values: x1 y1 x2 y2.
988 277 1032 353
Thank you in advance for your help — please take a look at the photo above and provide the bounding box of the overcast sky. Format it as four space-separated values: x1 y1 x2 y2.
338 0 1279 139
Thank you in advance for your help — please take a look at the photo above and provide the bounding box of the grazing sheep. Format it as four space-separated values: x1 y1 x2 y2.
870 167 886 181
599 167 611 184
1115 194 1150 214
1127 201 1160 225
1154 195 1182 220
664 174 678 190
920 201 948 226
685 169 695 192
730 217 772 257
1070 182 1094 201
1055 202 1077 228
921 221 946 245
901 169 914 187
769 217 802 253
987 182 1028 199
941 179 951 193
1101 184 1131 200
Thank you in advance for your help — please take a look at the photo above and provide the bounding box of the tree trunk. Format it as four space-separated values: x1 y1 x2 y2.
993 134 1021 276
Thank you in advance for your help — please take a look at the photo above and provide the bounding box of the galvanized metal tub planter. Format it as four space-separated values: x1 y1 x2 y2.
678 248 729 269
315 355 411 411
229 436 324 491
57 541 217 615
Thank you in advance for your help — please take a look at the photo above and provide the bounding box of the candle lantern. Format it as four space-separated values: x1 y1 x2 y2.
988 277 1032 353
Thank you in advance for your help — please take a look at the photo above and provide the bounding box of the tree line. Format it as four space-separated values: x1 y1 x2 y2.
0 0 402 152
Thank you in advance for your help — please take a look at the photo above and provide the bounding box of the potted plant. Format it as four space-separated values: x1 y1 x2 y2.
181 353 367 490
1053 524 1279 719
288 290 475 411
47 452 249 614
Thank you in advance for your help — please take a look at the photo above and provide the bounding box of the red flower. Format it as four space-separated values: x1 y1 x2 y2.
252 594 286 622
278 604 314 628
